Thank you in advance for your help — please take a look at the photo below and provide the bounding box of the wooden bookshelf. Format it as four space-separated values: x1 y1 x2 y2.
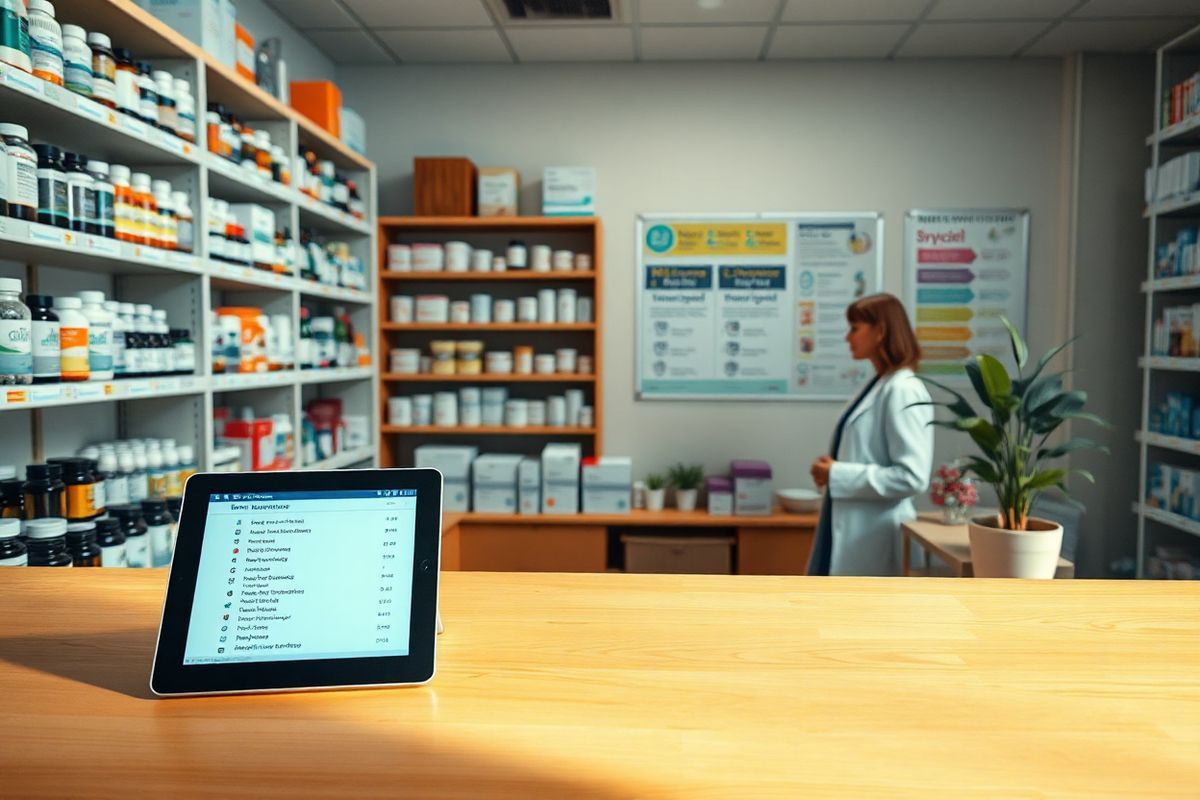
377 217 603 467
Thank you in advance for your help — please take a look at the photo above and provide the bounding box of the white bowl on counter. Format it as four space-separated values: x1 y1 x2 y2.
777 488 822 514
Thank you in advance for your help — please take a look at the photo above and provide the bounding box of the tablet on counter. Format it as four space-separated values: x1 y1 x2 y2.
150 468 443 697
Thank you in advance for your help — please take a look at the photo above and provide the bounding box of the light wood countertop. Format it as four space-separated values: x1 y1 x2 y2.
1 570 1197 798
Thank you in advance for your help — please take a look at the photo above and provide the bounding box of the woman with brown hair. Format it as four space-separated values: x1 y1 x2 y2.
806 293 933 576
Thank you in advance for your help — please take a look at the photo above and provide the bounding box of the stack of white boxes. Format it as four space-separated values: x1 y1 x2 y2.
472 454 523 513
541 444 581 514
1147 151 1200 204
230 204 277 269
137 0 237 69
518 458 541 515
542 167 596 217
415 445 478 512
582 457 632 514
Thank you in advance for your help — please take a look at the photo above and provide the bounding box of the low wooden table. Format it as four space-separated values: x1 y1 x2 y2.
902 512 1075 578
442 508 817 574
2 570 1197 797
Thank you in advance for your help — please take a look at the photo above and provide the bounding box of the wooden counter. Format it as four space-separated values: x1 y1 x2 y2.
1 570 1197 798
441 509 817 574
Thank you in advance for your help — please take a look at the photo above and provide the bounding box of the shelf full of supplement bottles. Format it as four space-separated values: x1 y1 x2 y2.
0 0 378 481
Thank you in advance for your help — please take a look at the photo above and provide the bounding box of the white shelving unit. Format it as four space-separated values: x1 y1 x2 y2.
0 0 377 476
1136 23 1200 576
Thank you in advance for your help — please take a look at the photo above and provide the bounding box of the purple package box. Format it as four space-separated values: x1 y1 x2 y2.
706 476 733 515
731 460 772 516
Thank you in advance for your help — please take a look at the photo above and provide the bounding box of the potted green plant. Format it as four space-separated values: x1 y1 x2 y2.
645 473 667 512
920 318 1109 578
667 463 705 512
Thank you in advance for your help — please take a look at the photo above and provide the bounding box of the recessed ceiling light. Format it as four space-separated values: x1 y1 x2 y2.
697 0 725 10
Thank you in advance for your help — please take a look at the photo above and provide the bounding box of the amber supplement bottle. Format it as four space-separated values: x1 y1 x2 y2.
94 517 127 567
66 520 102 567
25 518 73 567
109 503 148 567
0 518 27 566
22 462 65 519
48 457 100 521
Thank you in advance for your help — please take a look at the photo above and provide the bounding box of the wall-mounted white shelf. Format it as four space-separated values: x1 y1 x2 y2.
1142 275 1200 293
0 0 379 476
302 446 375 471
1144 192 1200 218
1145 113 1200 146
1139 357 1200 372
1136 430 1200 457
1135 503 1200 541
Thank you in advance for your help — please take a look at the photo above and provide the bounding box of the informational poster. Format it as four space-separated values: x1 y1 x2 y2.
903 209 1030 378
636 213 883 400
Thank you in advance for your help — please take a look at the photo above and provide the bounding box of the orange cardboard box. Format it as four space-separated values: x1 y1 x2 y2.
235 24 255 82
290 80 342 137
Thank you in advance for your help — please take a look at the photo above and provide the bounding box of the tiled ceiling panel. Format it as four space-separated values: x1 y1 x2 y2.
639 0 780 24
342 0 494 28
782 0 928 23
640 26 770 60
265 0 359 29
507 27 636 62
1074 0 1200 17
927 0 1079 21
898 21 1050 57
768 23 909 59
1025 18 1198 55
378 29 512 63
303 29 395 64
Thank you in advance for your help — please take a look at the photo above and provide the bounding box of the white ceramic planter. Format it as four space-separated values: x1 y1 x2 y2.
675 488 698 512
968 515 1063 579
646 489 666 512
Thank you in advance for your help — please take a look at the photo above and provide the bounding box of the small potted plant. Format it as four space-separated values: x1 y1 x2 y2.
667 463 705 512
930 462 977 525
644 473 667 512
921 317 1108 578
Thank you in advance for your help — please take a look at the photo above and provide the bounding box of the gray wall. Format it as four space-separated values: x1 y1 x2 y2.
234 0 335 82
1068 54 1155 576
341 59 1071 485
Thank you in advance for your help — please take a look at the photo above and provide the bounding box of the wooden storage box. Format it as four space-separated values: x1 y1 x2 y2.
414 157 477 216
290 80 342 136
621 535 734 575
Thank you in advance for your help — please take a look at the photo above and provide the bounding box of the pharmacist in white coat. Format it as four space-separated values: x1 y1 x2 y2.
807 294 933 576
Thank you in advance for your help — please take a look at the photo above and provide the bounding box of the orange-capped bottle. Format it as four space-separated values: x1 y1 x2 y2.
110 165 136 244
131 172 158 248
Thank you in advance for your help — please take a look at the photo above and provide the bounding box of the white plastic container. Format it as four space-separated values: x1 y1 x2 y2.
415 295 450 323
575 253 592 271
534 354 556 375
387 244 412 271
390 295 414 323
482 387 507 425
517 297 538 323
494 299 515 323
547 395 567 427
412 394 433 426
527 399 546 426
76 291 113 381
444 241 471 272
491 256 507 273
411 243 444 271
485 351 513 374
387 396 412 427
504 399 528 428
434 391 458 427
471 249 492 272
552 250 574 271
537 289 556 324
577 297 594 323
389 348 420 374
449 301 471 324
557 289 577 323
530 244 551 272
577 355 594 374
565 389 584 427
556 348 577 374
55 296 89 381
28 0 64 87
460 400 481 428
470 294 492 323
579 405 594 428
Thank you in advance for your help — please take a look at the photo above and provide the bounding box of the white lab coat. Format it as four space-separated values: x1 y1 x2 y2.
819 367 934 576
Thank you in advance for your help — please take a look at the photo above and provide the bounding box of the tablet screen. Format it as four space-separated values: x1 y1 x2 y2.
183 489 418 666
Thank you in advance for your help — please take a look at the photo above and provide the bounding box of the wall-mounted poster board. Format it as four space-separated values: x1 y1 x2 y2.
903 209 1030 378
636 213 884 401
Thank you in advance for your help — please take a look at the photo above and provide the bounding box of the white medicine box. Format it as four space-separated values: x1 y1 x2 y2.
478 167 519 217
582 457 632 514
415 445 478 511
472 454 523 514
137 0 236 68
519 458 541 515
542 443 581 515
229 204 277 267
731 460 773 516
542 166 595 217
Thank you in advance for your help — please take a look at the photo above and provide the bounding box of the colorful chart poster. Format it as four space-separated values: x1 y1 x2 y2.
903 209 1030 378
637 213 883 400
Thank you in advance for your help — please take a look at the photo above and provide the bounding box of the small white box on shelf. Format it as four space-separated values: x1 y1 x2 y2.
519 457 541 515
541 443 581 514
342 415 369 449
340 108 366 156
472 454 523 514
137 0 235 68
229 204 277 267
478 167 519 216
731 460 773 516
415 445 478 511
582 456 632 514
542 167 595 217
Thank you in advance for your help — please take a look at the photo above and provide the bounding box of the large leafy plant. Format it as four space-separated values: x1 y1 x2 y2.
920 318 1109 531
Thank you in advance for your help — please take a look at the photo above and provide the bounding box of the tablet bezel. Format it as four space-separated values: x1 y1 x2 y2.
150 468 443 697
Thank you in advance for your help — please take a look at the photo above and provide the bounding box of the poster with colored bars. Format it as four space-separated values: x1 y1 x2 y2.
904 209 1030 379
636 213 884 400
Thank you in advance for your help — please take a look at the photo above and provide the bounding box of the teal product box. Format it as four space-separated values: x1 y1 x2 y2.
472 454 523 514
415 445 478 511
340 107 366 156
582 456 632 514
518 458 541 515
541 443 581 514
137 0 236 68
542 166 595 217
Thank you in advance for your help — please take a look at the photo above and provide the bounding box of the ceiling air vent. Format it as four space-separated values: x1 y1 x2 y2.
498 0 617 22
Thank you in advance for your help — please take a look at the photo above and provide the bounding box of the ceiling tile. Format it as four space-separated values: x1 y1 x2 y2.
897 21 1049 56
376 29 512 62
640 25 769 60
639 0 779 24
782 0 928 23
265 0 359 29
1073 0 1200 17
1024 18 1196 55
768 23 909 58
303 29 395 64
341 0 494 28
507 27 635 61
927 0 1078 20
